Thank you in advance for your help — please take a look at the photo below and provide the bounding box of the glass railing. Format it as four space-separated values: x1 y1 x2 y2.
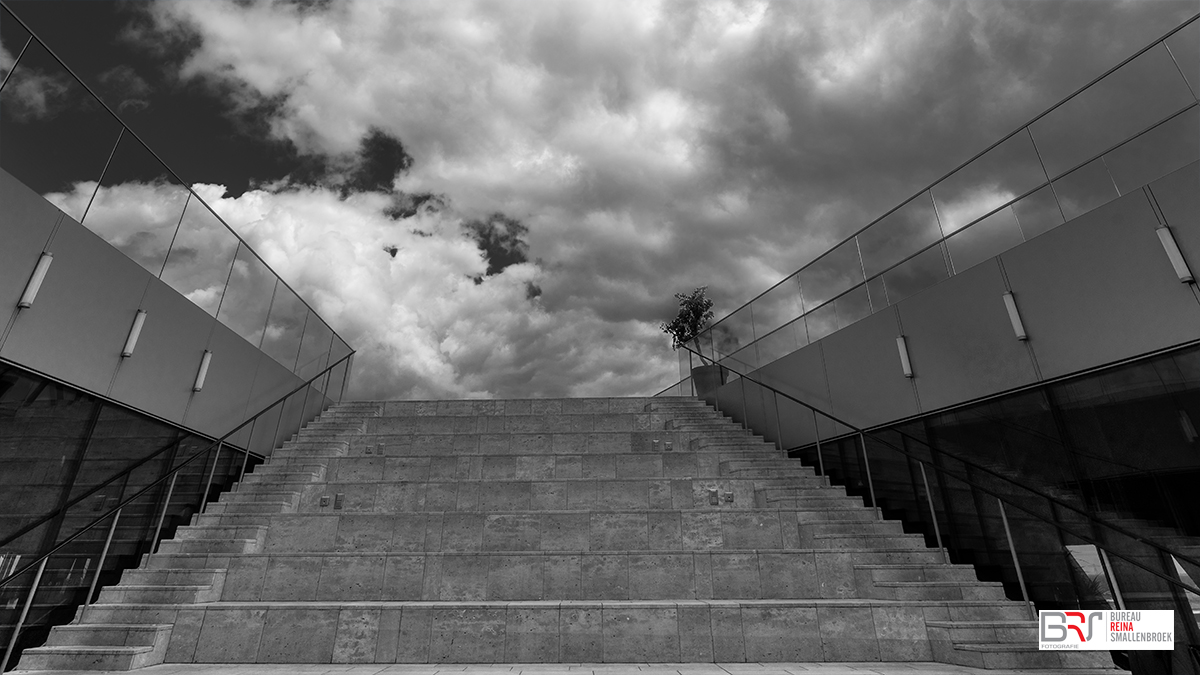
0 351 354 671
0 3 352 379
665 14 1198 386
676 342 1200 670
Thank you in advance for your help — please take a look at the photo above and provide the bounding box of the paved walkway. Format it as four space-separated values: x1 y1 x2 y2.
12 663 1119 675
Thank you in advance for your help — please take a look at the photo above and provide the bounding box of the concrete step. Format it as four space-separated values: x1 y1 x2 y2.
97 583 220 604
63 598 1057 664
202 500 296 515
42 623 171 648
284 477 843 513
117 568 225 586
14 644 161 671
870 580 1008 601
155 537 258 555
215 549 1016 602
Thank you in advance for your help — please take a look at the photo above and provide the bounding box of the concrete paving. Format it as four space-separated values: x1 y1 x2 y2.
10 663 1122 675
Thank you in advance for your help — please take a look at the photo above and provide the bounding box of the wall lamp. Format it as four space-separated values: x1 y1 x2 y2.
1002 292 1028 341
121 310 147 357
896 335 913 378
18 252 53 308
193 350 212 392
1156 226 1194 283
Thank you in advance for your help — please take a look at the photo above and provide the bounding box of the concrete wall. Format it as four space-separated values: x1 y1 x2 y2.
716 161 1200 446
0 168 333 451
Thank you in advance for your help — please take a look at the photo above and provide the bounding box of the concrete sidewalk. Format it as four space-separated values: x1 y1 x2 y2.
11 662 1119 675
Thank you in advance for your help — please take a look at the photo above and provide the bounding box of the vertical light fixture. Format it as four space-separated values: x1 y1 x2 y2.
193 350 212 392
1002 292 1028 340
896 335 913 378
1156 226 1194 283
121 310 147 357
18 252 53 308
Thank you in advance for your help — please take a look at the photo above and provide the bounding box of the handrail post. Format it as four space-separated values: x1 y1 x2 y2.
149 472 178 555
919 462 949 563
738 376 748 429
813 410 825 477
1098 547 1127 610
997 498 1035 620
1 557 48 672
85 508 121 607
238 443 252 486
200 442 223 515
771 391 783 453
859 432 880 520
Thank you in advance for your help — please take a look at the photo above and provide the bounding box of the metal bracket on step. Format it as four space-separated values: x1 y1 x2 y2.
664 441 673 452
708 488 719 506
723 490 734 504
334 493 345 510
319 495 331 507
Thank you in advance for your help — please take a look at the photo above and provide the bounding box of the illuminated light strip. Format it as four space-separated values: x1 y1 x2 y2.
18 253 53 308
1002 293 1028 341
193 350 212 392
121 310 147 357
896 335 913 378
1156 226 1194 283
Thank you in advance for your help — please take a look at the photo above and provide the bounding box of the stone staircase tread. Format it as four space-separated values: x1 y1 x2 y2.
926 620 1035 627
20 645 155 655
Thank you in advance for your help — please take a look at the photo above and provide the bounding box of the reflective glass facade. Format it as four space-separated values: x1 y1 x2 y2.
0 364 258 665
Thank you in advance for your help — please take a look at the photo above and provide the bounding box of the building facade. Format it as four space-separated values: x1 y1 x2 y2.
0 4 353 666
661 15 1200 673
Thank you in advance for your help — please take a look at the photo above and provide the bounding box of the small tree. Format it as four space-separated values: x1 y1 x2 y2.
661 286 715 351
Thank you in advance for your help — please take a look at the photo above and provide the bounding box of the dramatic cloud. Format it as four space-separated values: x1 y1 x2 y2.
79 0 1195 398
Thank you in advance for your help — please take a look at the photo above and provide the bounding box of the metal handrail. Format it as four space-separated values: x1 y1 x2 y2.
702 12 1199 334
0 349 354 591
0 0 349 355
678 342 1200 598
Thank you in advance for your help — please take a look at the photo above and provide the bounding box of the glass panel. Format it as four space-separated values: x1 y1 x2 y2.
932 132 1046 236
0 7 32 84
1029 43 1195 178
797 238 863 311
1052 158 1119 221
834 284 871 329
723 344 759 372
804 302 838 343
330 336 353 365
749 275 803 337
857 191 941 279
709 305 754 360
1011 184 1065 240
325 358 349 404
1165 20 1199 98
216 244 275 347
1104 107 1199 195
296 316 335 381
0 40 123 219
161 198 238 317
866 276 889 312
945 206 1024 274
881 243 949 304
80 133 190 275
755 319 805 366
261 285 308 371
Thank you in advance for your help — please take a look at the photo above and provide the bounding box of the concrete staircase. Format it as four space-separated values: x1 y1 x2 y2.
14 397 1115 670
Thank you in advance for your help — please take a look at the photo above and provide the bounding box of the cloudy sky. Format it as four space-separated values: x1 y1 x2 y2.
1 0 1195 400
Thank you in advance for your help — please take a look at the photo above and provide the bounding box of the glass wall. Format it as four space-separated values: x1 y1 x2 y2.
661 15 1199 393
699 343 1200 671
0 364 257 666
0 3 347 382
